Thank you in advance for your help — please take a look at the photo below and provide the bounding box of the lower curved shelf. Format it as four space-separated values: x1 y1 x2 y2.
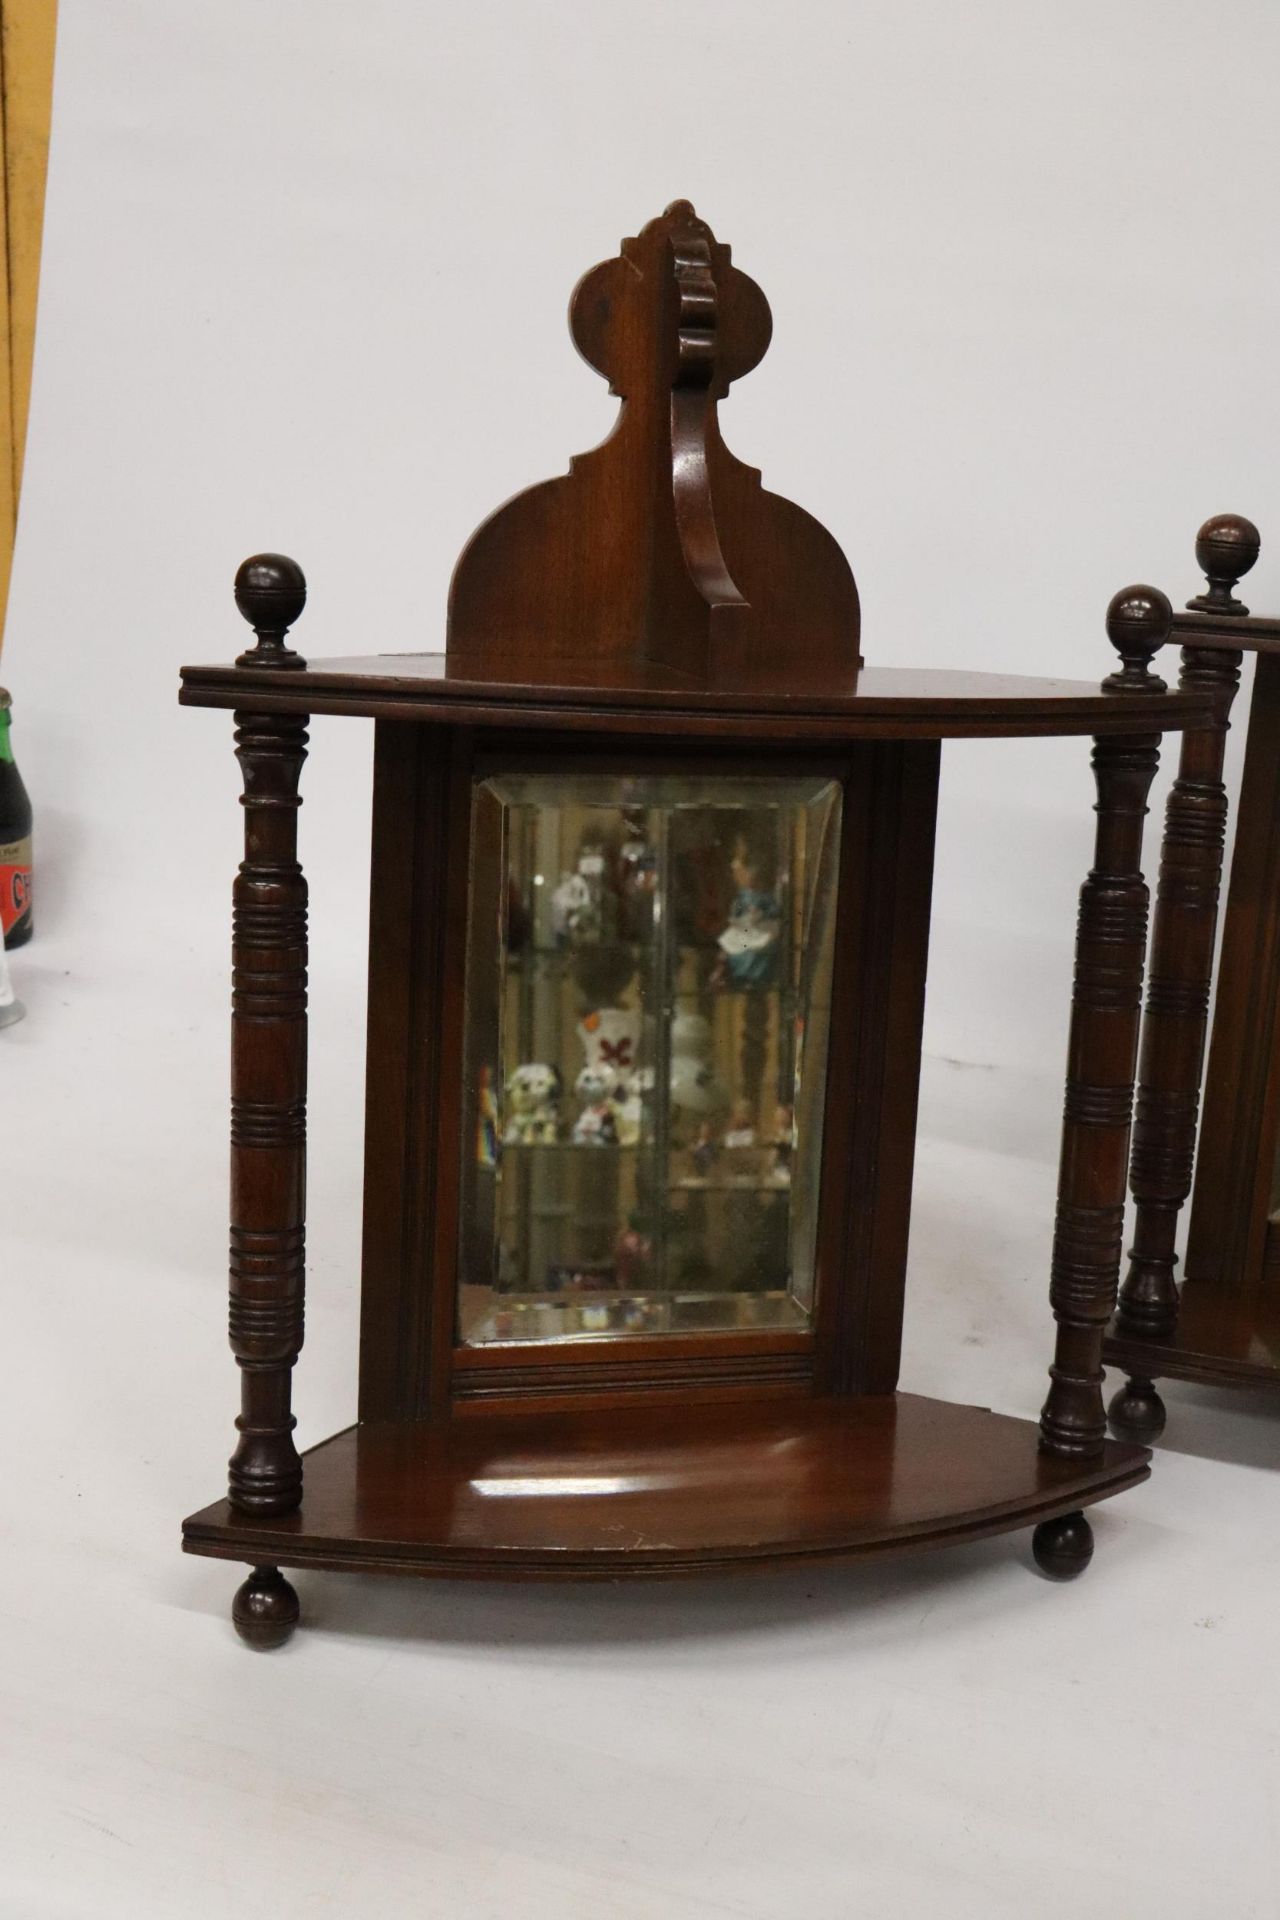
1105 1279 1280 1391
183 1393 1150 1580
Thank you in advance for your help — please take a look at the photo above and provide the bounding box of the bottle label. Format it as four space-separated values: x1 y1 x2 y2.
0 834 31 938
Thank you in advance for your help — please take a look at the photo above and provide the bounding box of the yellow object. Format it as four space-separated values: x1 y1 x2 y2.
0 0 57 659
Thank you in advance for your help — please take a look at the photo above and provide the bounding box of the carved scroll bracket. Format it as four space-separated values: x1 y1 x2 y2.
669 222 748 621
447 201 860 684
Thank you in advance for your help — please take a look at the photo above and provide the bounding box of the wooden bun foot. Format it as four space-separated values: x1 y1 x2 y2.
1032 1511 1094 1581
1107 1375 1166 1444
232 1565 299 1649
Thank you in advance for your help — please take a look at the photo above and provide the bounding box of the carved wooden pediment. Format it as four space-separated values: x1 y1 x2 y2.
447 201 860 684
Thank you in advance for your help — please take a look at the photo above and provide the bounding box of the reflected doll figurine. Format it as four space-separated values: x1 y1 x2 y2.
691 1121 720 1180
503 1063 562 1145
551 841 608 946
613 1065 655 1147
572 1062 620 1145
714 833 782 988
769 1103 794 1185
615 1212 653 1290
476 1064 501 1167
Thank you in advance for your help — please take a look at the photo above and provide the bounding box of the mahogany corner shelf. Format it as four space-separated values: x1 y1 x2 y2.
184 1396 1149 1582
177 203 1207 1645
1106 515 1280 1437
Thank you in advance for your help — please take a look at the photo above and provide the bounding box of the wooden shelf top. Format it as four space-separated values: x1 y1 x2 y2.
180 656 1210 742
183 1392 1149 1580
1172 608 1280 655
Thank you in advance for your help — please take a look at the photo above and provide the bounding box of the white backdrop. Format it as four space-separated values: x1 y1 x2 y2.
5 5 1280 1916
14 0 1280 1098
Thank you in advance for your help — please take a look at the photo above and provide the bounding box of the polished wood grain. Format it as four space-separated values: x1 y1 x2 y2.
226 706 309 1515
180 658 1206 740
1106 1279 1280 1391
231 1565 300 1650
813 741 939 1396
355 732 940 1419
1183 648 1280 1298
1031 1511 1095 1580
1116 639 1242 1341
1168 611 1280 651
1040 588 1166 1460
1185 513 1260 616
1110 652 1280 1421
357 719 459 1425
183 208 1205 1640
183 1392 1150 1581
224 560 312 1516
1103 517 1280 1430
447 202 860 684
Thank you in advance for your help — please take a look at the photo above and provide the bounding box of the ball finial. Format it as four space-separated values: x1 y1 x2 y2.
1187 513 1260 616
1103 584 1172 693
234 553 307 669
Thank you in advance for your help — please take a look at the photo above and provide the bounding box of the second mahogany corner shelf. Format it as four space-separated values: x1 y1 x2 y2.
177 203 1208 1645
1107 514 1280 1436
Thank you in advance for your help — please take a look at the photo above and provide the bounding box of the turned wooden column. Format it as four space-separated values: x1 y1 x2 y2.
226 554 309 1519
1039 586 1168 1461
1116 518 1254 1345
1116 651 1241 1337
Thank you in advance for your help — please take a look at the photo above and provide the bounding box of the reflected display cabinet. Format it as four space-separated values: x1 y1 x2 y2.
179 203 1210 1645
1106 514 1280 1438
458 769 840 1346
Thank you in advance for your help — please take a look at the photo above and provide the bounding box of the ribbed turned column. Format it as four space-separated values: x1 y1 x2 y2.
1040 587 1168 1459
225 555 309 1515
1117 515 1256 1340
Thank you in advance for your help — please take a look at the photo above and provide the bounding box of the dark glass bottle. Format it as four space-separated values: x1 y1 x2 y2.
0 687 32 948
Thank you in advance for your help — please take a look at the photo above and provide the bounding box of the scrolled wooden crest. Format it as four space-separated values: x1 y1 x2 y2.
447 201 860 683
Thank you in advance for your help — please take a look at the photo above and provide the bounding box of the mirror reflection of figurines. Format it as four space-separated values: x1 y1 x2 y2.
714 830 782 988
551 837 614 947
617 807 658 940
504 876 530 952
476 1065 501 1167
691 1122 721 1180
572 1063 620 1145
614 1214 653 1290
769 1102 794 1185
577 1006 642 1079
613 1066 655 1146
669 1011 729 1117
503 1063 562 1145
